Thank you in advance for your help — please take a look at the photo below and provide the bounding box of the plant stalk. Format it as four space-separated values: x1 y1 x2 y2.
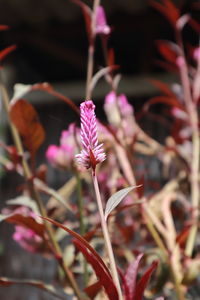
76 171 89 286
85 0 100 100
92 173 123 300
0 84 83 300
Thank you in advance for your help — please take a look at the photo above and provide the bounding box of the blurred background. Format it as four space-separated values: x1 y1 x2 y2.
0 0 199 299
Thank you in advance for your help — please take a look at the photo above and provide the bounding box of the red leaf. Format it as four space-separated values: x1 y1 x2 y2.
72 0 92 42
118 268 131 300
0 213 45 237
125 254 144 299
41 217 111 278
9 99 45 158
144 96 185 111
134 261 158 300
75 240 119 300
150 0 180 27
0 278 65 300
176 226 190 248
108 48 115 67
156 41 179 64
0 25 9 31
32 83 79 115
148 79 177 98
84 281 102 299
0 45 16 61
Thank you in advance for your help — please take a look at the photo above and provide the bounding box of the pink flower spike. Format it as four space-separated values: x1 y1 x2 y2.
95 6 111 35
76 100 106 172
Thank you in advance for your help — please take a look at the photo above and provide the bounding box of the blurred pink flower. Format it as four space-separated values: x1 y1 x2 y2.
118 94 134 117
2 206 44 253
13 225 43 253
104 91 135 139
193 47 200 61
46 123 78 169
95 6 111 35
76 100 106 171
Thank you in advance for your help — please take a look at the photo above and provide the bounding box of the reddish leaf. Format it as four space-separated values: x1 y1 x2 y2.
156 41 179 64
41 217 111 278
154 59 178 72
9 99 45 158
118 268 131 300
150 0 180 27
189 18 200 34
74 240 119 300
84 281 102 299
72 0 92 42
0 45 16 61
176 226 190 248
0 25 9 31
144 96 185 111
125 254 144 299
32 83 79 115
108 48 115 67
0 213 45 237
134 261 158 300
0 277 65 300
148 79 177 98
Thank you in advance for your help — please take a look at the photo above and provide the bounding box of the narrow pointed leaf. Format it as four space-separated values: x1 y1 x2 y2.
74 240 119 300
0 213 45 237
134 260 158 300
105 186 140 221
125 253 144 299
0 277 66 300
6 196 39 214
118 268 131 300
84 281 102 299
41 217 111 278
0 45 16 61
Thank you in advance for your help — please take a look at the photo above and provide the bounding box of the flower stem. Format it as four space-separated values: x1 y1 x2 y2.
92 173 123 300
76 171 89 286
85 0 100 100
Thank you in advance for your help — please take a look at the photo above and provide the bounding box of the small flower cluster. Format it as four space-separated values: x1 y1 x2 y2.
76 100 106 171
46 123 78 169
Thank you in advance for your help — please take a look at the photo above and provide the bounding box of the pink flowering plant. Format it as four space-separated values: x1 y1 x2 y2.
0 1 200 300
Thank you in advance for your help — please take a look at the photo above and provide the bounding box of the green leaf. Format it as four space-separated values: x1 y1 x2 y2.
104 186 141 221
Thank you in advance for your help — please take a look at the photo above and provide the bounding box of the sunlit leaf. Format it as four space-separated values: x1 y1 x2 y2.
104 186 141 221
0 277 66 300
